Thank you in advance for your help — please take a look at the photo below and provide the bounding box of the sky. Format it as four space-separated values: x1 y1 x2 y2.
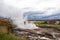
3 0 60 16
0 0 60 18
0 0 60 29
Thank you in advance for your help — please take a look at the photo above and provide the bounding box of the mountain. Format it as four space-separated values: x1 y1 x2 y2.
24 12 60 20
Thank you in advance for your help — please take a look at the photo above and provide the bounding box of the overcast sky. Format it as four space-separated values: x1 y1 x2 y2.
1 0 60 29
0 0 60 17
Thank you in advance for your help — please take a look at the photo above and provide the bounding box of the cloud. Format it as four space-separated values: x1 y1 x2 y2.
0 0 60 18
0 0 60 29
3 0 60 10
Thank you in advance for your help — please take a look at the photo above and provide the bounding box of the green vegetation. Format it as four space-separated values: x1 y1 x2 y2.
36 23 60 28
34 21 60 29
0 19 29 40
0 19 60 40
0 33 29 40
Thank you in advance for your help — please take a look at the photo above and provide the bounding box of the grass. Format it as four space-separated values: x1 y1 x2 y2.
0 34 16 40
0 33 29 40
35 23 60 29
34 21 60 29
0 26 29 40
0 19 60 40
0 19 29 40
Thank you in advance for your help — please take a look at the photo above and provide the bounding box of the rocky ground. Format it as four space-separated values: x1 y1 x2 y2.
13 27 60 40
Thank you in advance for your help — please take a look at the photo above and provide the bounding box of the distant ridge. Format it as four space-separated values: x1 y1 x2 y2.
24 12 60 21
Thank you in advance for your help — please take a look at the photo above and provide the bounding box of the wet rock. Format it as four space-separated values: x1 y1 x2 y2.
13 27 60 40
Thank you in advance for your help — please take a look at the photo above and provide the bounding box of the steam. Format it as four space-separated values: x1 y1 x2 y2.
0 0 38 29
0 0 60 29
